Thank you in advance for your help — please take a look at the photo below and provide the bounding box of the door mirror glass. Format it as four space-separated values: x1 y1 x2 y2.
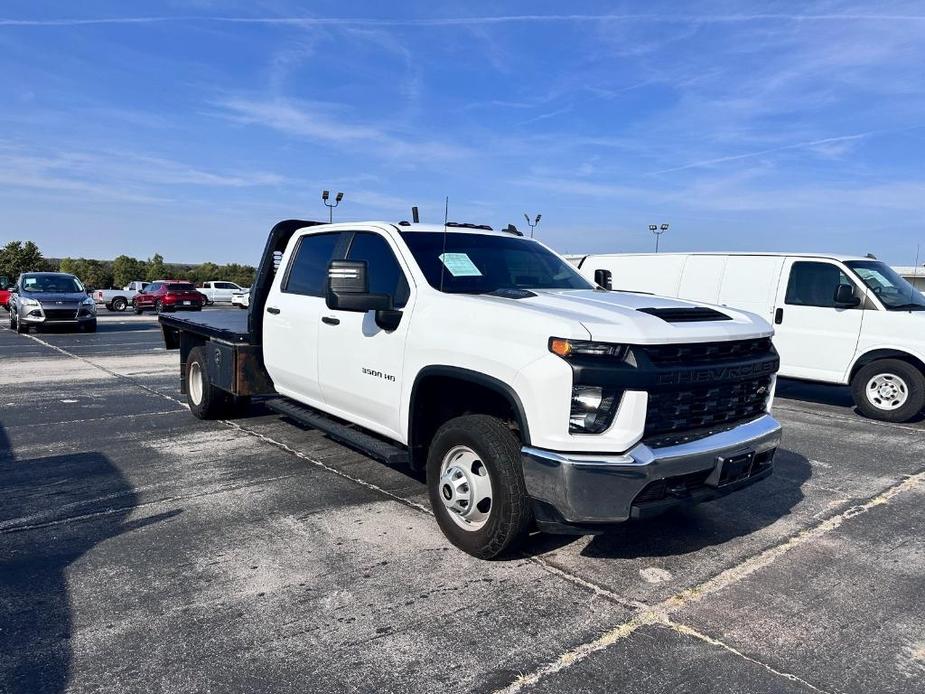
834 283 861 307
326 260 393 312
594 268 613 290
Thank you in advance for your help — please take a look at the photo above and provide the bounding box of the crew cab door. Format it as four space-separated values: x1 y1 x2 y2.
773 259 865 382
316 230 413 440
262 231 346 406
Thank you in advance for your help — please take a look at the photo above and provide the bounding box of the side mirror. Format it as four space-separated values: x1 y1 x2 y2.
326 260 392 313
594 268 613 290
834 284 861 308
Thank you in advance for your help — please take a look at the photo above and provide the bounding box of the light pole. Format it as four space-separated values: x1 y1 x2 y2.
322 190 343 223
524 213 542 238
650 223 669 252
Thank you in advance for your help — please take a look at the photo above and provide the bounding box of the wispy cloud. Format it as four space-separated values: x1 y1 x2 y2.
647 131 883 175
212 96 471 161
2 14 925 28
0 144 287 204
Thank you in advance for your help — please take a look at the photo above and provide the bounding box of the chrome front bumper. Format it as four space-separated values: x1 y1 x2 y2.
522 415 782 526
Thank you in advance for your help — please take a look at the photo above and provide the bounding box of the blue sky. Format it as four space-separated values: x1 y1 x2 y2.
1 1 924 265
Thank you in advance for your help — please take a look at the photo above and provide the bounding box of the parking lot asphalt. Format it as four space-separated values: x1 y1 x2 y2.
1 309 922 694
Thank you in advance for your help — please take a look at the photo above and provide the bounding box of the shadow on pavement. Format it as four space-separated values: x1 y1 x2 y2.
0 423 179 694
522 449 812 560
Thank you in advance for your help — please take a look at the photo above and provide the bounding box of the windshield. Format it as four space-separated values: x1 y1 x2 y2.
22 274 84 293
402 232 593 294
845 261 925 311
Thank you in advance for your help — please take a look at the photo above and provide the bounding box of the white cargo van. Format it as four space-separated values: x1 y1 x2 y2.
573 252 925 422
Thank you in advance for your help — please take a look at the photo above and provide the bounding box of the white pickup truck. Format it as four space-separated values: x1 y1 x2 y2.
160 220 782 558
94 281 148 312
200 281 249 305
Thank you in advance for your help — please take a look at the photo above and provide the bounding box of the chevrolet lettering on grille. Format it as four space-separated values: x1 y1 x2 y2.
655 359 778 386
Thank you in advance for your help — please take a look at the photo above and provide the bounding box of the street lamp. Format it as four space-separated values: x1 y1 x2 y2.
650 223 669 252
524 213 542 238
322 190 344 223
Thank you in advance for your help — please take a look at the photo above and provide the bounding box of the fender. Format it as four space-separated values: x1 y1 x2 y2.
848 348 925 381
408 365 532 446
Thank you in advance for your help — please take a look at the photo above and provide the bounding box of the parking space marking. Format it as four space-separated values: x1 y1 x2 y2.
499 469 924 693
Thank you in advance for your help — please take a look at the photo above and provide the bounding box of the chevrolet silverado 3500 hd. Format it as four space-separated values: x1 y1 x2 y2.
160 220 782 558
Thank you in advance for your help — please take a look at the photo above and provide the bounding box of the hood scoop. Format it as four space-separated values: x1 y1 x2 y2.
637 306 732 323
487 288 537 300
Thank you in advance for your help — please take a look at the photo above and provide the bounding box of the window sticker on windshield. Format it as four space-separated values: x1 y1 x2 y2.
438 253 482 277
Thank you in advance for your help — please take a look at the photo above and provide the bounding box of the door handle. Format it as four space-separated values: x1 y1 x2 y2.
774 308 783 324
321 316 340 326
267 306 281 315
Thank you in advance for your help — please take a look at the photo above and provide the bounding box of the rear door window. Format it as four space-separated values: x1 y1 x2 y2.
283 232 344 296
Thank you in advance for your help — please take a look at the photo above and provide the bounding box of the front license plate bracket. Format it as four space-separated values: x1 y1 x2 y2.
707 451 755 488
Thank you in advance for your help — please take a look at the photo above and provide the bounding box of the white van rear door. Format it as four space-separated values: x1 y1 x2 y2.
772 258 864 383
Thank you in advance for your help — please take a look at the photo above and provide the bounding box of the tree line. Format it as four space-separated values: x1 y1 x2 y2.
0 241 256 289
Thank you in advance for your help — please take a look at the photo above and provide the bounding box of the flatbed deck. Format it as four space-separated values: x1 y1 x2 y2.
159 309 254 344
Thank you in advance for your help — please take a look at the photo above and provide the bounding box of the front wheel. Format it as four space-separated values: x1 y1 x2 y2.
15 314 29 334
851 359 925 422
426 415 532 559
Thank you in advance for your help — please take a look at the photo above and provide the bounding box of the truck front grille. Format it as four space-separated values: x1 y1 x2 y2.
644 374 772 444
643 337 774 366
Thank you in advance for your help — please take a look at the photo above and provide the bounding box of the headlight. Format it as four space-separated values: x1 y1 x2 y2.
20 298 40 307
569 385 621 434
81 296 94 305
549 337 627 360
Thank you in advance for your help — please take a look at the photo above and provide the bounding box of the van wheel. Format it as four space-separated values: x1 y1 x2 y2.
426 415 532 559
851 359 925 422
111 297 127 312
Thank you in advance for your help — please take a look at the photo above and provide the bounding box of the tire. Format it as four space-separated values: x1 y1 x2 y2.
111 297 127 312
82 320 97 333
15 314 29 334
426 414 532 559
8 312 14 330
154 300 164 314
185 346 245 419
851 359 925 423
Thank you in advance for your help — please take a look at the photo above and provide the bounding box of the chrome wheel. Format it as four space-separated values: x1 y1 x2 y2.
438 445 493 531
188 361 204 406
866 373 909 411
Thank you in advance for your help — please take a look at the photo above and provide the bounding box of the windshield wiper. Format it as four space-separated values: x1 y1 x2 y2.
888 303 925 311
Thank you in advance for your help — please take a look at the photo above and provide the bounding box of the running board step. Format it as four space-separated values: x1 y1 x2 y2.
265 397 409 466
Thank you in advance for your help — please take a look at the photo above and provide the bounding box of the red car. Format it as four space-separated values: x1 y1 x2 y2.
132 280 206 314
0 288 9 311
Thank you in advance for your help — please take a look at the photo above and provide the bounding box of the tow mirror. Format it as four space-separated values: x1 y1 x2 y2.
326 260 392 313
594 269 613 290
834 284 861 308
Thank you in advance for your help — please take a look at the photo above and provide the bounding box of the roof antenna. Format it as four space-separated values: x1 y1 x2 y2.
411 206 420 224
439 196 449 292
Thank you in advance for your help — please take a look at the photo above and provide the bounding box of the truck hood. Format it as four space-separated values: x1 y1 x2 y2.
509 289 773 344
